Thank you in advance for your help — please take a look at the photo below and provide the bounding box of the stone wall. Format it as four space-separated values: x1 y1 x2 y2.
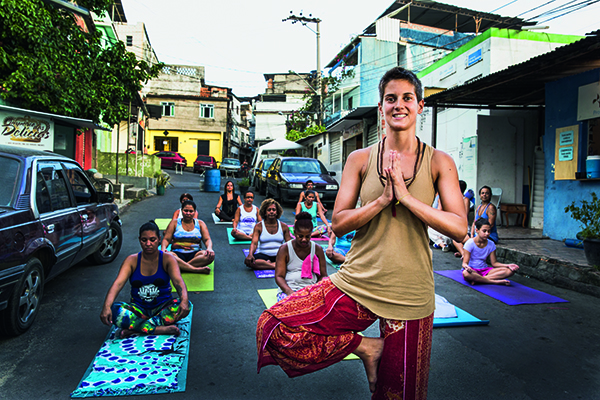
96 151 161 177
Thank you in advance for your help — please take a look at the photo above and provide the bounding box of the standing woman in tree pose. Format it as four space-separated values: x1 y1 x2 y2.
256 67 467 399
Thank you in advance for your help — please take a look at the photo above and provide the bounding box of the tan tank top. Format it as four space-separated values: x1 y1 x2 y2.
330 141 436 320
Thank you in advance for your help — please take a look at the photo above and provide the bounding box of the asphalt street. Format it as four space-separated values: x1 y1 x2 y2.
1 170 599 400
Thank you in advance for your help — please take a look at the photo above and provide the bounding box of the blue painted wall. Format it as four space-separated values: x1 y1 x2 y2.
544 68 600 240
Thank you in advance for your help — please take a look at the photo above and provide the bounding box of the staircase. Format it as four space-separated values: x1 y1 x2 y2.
530 147 545 229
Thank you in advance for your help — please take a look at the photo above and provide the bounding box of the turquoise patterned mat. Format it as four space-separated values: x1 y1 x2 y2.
71 303 193 398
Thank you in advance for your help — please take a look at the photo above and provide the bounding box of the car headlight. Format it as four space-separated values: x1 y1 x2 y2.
326 185 338 190
289 183 303 189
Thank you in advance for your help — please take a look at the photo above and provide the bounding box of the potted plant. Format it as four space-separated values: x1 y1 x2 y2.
565 192 600 268
238 177 250 196
155 172 174 196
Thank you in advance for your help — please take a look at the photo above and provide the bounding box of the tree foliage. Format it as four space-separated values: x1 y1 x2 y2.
0 0 162 126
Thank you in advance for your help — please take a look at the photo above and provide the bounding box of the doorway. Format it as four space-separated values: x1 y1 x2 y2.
197 140 210 156
154 137 178 152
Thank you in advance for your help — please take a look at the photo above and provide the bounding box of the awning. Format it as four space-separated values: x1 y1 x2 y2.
0 105 111 131
326 106 377 132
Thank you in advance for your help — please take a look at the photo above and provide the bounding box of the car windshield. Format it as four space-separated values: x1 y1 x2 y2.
281 159 326 174
223 159 240 166
262 160 274 171
0 156 21 207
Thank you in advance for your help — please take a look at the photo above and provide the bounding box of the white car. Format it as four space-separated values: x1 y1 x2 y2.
219 158 241 177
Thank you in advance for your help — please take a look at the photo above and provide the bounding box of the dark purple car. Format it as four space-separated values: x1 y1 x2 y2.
0 145 122 336
265 157 339 206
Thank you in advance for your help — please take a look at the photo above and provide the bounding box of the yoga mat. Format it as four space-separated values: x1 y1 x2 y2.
255 270 275 279
226 228 251 245
434 269 569 305
71 303 193 398
171 261 215 292
256 289 358 360
212 213 232 225
434 306 489 327
155 218 171 231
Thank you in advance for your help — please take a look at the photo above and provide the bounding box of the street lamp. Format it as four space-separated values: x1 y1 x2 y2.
282 11 322 126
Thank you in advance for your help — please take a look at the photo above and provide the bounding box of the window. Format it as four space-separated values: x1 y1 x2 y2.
63 163 94 205
0 156 20 207
161 102 175 117
126 36 133 46
36 162 71 212
200 104 214 119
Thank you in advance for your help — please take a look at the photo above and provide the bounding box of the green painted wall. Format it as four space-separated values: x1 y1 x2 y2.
96 151 161 177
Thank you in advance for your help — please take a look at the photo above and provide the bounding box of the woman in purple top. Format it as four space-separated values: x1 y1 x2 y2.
462 218 519 285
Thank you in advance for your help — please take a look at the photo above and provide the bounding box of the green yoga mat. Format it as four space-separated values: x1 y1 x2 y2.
171 261 215 292
71 303 193 398
226 228 252 245
256 288 359 360
155 218 171 231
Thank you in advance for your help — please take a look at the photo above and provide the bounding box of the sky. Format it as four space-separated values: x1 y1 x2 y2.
120 0 600 97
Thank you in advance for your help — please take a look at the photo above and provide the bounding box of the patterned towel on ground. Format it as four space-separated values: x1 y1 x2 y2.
71 304 193 398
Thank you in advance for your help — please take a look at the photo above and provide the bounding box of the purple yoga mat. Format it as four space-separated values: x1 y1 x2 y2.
254 270 275 278
243 249 249 257
434 269 569 305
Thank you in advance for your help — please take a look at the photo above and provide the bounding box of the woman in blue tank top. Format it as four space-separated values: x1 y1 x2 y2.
471 186 499 243
100 221 189 338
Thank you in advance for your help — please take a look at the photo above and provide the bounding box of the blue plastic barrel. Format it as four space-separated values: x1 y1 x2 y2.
205 169 221 192
565 238 584 249
586 156 600 179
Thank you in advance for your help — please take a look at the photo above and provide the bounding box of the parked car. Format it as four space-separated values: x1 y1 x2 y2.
193 155 217 173
0 145 122 336
265 157 339 206
253 158 275 195
219 158 241 177
152 151 187 170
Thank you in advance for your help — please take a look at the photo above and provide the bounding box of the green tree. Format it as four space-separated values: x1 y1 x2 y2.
0 0 162 126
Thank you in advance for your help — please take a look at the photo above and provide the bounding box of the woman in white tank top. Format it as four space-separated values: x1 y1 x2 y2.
245 199 292 270
231 191 261 241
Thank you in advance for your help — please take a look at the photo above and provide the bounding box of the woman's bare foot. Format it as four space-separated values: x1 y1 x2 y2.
353 337 384 393
120 329 138 338
195 266 211 274
153 325 181 336
491 279 511 285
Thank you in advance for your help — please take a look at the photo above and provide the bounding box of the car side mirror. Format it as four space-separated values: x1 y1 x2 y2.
97 191 114 203
328 171 336 176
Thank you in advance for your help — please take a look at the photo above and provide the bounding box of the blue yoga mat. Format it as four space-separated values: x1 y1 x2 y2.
71 303 193 398
434 306 489 327
242 249 275 278
434 269 569 305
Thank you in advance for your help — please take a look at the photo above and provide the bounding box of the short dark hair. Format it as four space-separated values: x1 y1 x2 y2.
244 190 255 198
139 220 160 237
475 218 491 230
304 190 316 199
294 211 313 232
379 67 423 104
479 186 492 196
181 200 197 211
305 180 314 187
180 192 193 202
459 180 467 194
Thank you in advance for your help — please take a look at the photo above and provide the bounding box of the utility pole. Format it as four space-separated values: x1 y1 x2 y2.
282 12 322 126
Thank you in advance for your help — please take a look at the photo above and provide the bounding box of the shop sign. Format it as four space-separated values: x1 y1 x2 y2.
577 82 600 121
465 48 482 68
0 111 54 150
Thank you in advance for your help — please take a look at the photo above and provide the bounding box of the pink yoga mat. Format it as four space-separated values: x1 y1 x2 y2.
434 269 569 305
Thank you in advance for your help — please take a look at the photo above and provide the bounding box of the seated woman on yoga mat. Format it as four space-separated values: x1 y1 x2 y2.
295 190 329 238
275 212 327 301
325 228 355 265
297 180 327 214
231 190 261 241
245 199 292 270
162 200 214 274
172 193 198 220
462 218 519 285
214 181 242 222
100 221 190 338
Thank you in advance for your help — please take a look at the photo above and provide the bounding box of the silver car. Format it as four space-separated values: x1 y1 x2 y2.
219 158 241 177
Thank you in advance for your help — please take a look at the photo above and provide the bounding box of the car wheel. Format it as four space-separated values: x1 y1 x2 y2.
88 221 123 264
0 257 44 336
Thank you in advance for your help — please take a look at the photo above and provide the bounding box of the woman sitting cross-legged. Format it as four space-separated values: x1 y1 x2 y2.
462 218 519 286
275 211 327 301
245 199 292 270
162 200 214 274
295 189 329 238
100 221 190 338
231 190 261 241
214 180 242 222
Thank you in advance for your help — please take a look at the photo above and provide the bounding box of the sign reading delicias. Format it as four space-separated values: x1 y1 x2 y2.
0 113 54 150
